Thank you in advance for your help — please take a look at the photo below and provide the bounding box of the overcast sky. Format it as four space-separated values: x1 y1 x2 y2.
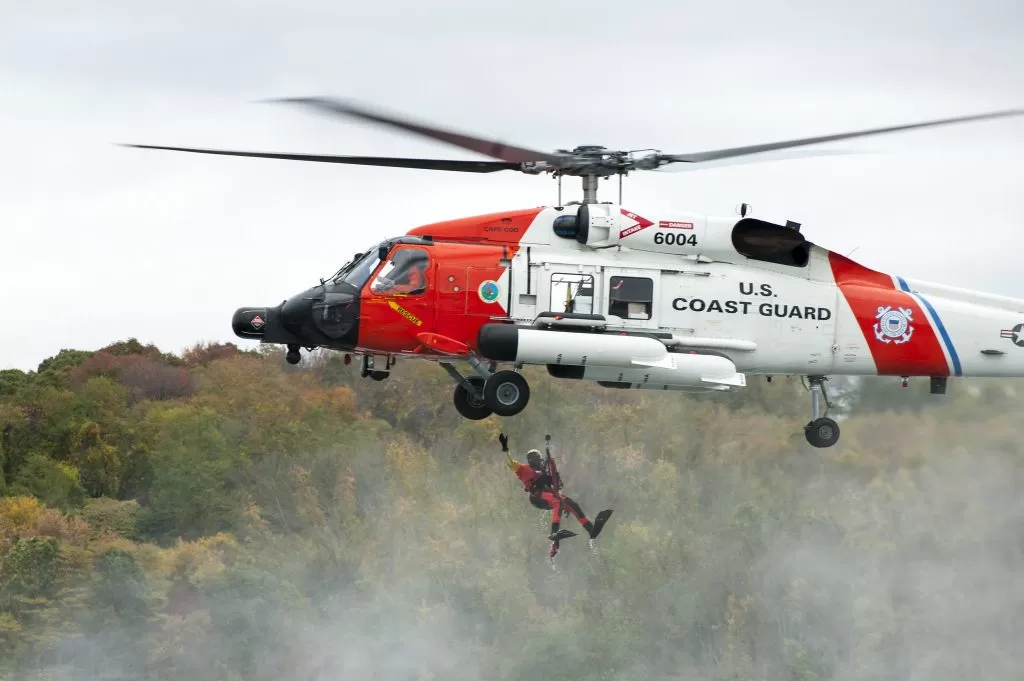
2 0 1023 372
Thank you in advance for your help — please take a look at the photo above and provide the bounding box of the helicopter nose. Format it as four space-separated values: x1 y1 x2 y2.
232 307 269 339
280 291 315 333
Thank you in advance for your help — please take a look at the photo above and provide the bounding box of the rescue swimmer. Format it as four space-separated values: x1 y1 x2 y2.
500 432 612 559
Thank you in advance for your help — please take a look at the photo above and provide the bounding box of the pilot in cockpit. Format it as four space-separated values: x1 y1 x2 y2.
371 249 429 295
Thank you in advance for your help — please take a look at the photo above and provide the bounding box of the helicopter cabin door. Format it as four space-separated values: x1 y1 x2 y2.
601 267 660 330
361 243 436 353
546 267 598 317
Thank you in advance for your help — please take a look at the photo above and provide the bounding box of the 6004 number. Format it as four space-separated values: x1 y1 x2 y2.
654 231 697 247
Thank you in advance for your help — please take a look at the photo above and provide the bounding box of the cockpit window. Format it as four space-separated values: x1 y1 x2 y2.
731 218 810 267
370 247 430 296
334 248 384 289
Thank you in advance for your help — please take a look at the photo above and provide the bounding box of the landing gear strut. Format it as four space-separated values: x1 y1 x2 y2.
804 375 840 448
442 357 531 420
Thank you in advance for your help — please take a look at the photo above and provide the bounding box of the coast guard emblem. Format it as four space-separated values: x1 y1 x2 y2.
478 280 500 303
874 305 914 344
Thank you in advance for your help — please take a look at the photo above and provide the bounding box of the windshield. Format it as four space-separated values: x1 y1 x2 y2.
332 246 384 289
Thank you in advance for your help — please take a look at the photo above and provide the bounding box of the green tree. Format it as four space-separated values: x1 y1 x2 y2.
35 349 95 385
135 405 242 541
0 370 30 400
0 536 60 603
91 548 151 621
8 454 86 512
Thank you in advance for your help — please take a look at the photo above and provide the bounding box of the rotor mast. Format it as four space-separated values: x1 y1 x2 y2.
581 174 599 204
554 145 630 205
575 145 609 205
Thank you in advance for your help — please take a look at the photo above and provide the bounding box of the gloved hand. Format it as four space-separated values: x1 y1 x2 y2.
498 433 508 452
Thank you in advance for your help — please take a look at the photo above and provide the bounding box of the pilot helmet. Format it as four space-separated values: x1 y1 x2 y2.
391 248 428 270
526 448 543 469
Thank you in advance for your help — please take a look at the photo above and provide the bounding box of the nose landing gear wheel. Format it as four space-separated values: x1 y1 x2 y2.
453 376 492 420
805 417 840 448
483 370 530 417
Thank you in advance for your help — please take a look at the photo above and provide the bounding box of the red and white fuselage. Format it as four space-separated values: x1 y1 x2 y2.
394 203 1024 385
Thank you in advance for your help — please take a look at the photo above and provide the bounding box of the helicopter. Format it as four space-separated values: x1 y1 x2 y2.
125 97 1024 448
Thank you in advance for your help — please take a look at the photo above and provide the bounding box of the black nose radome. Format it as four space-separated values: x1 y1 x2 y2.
233 307 269 339
280 294 314 332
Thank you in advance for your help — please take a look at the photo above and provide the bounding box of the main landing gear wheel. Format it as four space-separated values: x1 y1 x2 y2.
803 375 840 448
483 370 531 417
440 360 530 420
453 376 491 420
805 417 840 448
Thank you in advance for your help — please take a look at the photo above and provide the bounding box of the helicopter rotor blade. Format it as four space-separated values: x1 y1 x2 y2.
119 144 522 173
122 99 1024 182
659 108 1024 165
653 147 861 172
266 96 564 165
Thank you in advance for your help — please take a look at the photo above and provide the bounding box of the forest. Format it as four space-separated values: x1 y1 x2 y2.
0 338 1022 680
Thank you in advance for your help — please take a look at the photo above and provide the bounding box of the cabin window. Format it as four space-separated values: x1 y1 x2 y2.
370 247 430 296
550 273 594 314
609 276 652 320
731 218 810 267
333 248 383 290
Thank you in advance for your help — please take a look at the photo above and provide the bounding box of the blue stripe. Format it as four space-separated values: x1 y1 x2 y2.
896 276 962 376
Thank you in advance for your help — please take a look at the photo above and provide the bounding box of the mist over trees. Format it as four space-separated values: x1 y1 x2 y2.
1 338 1022 680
